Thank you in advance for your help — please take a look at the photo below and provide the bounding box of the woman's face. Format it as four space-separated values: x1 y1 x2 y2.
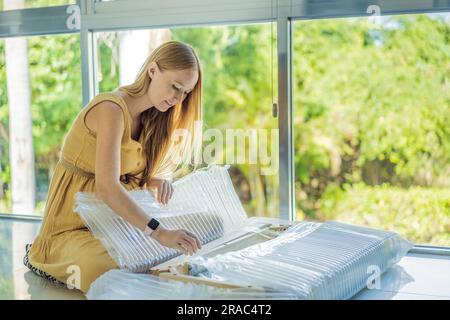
147 62 198 112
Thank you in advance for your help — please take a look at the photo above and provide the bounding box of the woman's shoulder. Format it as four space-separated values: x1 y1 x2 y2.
90 90 127 110
84 91 129 119
81 90 130 137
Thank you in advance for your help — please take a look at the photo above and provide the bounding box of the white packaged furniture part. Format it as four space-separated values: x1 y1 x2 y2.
74 165 413 299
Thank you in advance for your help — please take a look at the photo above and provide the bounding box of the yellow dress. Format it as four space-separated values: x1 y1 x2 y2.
27 91 147 293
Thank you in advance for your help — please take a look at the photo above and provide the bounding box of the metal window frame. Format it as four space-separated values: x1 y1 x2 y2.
0 0 449 241
277 11 296 222
80 0 99 105
0 213 43 222
0 5 77 38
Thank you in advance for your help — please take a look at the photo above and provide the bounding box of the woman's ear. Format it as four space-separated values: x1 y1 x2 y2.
147 67 154 79
148 62 158 79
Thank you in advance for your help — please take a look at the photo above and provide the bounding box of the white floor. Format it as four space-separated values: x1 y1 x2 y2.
354 253 450 299
1 216 449 300
0 217 85 300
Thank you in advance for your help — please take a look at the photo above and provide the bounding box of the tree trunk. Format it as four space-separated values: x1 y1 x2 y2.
4 0 36 301
4 0 35 214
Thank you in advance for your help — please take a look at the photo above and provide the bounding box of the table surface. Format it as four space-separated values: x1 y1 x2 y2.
1 216 449 300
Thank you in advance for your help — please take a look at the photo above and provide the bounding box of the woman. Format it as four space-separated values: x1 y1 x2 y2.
25 41 203 294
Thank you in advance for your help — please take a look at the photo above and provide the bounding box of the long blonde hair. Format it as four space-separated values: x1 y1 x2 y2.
119 41 202 185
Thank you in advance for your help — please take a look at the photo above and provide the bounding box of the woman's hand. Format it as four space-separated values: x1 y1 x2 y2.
151 226 202 255
147 178 174 205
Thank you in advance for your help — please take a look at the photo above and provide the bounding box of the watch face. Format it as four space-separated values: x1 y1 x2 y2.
148 219 159 230
149 218 160 230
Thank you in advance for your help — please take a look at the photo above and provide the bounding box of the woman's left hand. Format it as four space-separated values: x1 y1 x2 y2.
147 179 174 205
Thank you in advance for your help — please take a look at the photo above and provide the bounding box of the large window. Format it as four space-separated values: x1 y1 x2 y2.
0 34 81 216
1 1 448 246
293 13 450 246
96 23 279 217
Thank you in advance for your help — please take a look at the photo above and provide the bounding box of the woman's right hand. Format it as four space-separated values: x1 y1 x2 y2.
151 226 202 255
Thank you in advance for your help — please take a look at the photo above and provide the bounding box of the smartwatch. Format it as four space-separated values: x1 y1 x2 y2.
144 218 160 237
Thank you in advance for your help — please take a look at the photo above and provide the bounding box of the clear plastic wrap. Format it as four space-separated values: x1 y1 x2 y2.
87 220 413 300
186 221 413 299
74 165 248 272
87 269 297 300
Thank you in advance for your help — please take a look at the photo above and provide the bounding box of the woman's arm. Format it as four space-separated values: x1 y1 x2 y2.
91 101 201 255
93 101 149 230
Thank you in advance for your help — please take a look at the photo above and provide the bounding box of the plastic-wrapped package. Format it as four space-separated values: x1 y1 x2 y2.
74 165 248 272
186 221 413 299
87 220 412 300
87 269 297 300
